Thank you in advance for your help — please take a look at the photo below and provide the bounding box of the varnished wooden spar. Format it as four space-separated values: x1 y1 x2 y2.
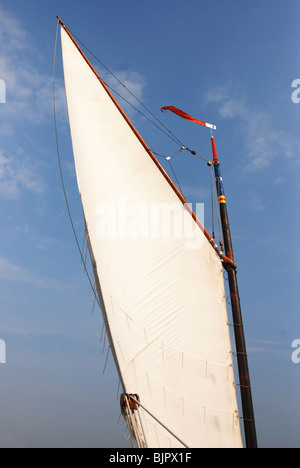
57 15 246 447
211 136 258 448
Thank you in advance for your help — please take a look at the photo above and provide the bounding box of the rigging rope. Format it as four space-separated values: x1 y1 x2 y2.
65 26 185 148
53 23 102 311
128 395 190 448
168 159 185 198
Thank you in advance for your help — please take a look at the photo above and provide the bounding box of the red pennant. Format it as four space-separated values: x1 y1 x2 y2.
161 106 216 130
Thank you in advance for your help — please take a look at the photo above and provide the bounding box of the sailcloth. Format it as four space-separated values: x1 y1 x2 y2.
60 26 243 448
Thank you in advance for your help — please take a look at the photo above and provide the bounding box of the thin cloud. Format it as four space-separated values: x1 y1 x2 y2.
0 5 51 199
101 68 147 117
0 4 29 51
0 257 66 290
242 192 267 212
0 5 146 202
247 339 290 359
205 85 294 170
0 150 45 199
0 4 54 123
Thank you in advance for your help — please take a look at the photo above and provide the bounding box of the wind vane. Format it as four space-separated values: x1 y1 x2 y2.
161 106 216 130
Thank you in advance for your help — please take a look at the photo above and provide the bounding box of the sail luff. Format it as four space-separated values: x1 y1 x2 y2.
84 216 127 393
57 17 130 402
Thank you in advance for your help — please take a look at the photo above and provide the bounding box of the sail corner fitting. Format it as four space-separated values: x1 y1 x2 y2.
120 393 140 415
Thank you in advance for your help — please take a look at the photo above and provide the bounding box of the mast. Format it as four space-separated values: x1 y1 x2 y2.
211 136 258 448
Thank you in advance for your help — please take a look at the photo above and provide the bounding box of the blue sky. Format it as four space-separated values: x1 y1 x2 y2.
0 0 299 448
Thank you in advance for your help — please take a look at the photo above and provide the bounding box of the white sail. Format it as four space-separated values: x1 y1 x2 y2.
60 25 243 448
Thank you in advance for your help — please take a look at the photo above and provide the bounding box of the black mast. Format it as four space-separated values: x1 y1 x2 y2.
211 136 258 448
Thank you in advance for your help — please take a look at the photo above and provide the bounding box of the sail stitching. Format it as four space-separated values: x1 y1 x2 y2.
117 336 234 372
161 386 239 416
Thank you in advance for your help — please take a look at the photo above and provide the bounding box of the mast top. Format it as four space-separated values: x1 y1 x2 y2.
56 16 65 27
211 135 219 163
